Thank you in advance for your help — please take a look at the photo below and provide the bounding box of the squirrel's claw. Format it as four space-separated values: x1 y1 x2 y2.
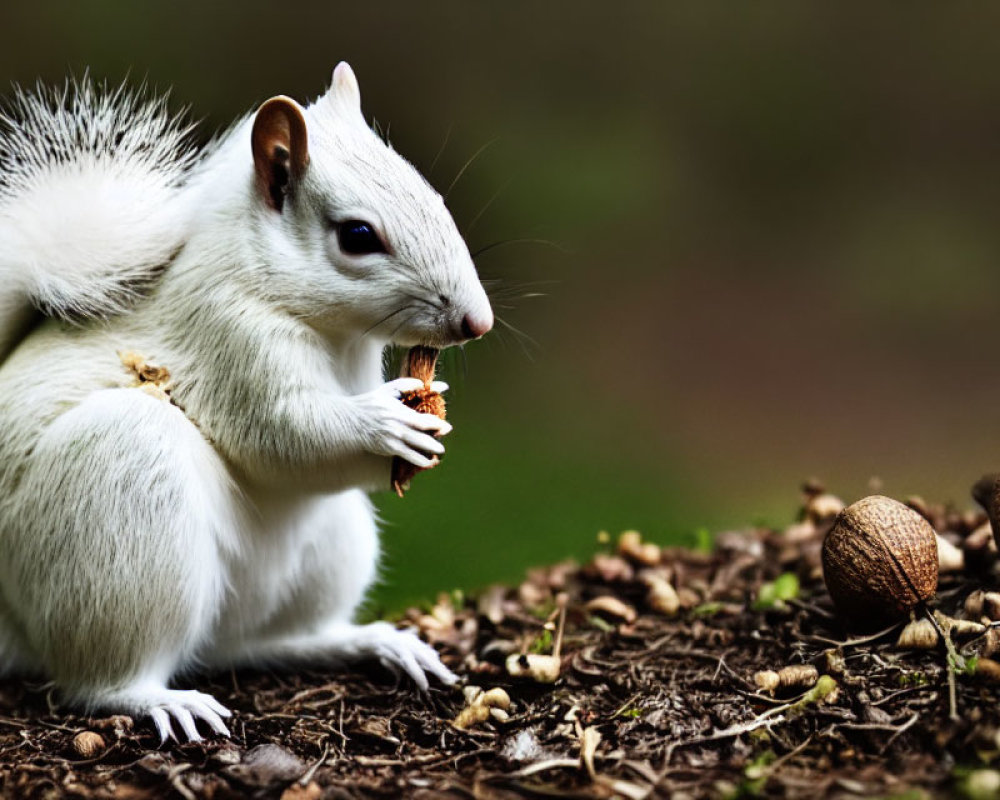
149 707 175 746
129 688 233 745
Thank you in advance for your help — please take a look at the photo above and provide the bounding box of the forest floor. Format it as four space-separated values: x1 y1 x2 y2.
3 483 1000 799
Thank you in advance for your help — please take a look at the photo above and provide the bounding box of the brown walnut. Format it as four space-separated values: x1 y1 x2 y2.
821 495 938 627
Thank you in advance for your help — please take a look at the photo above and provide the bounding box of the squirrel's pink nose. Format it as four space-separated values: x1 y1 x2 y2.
460 309 493 340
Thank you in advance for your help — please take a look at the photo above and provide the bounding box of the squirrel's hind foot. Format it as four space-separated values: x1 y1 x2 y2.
358 621 459 691
90 684 231 744
228 621 458 692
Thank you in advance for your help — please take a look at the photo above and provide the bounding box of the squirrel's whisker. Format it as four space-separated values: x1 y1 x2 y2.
427 124 452 176
444 138 496 200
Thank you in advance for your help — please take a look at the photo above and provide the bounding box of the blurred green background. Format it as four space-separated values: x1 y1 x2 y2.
4 3 1000 611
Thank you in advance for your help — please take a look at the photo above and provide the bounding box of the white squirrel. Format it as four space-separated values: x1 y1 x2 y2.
0 63 493 742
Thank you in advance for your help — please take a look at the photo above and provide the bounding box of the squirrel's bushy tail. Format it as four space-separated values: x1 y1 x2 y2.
0 76 202 358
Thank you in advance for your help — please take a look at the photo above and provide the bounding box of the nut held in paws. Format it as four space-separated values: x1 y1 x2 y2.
821 495 938 627
391 346 446 497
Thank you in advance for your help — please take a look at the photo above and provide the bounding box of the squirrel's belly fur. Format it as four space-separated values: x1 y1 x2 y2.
0 321 378 677
0 64 491 741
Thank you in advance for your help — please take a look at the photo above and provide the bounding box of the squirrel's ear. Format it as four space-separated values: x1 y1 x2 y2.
325 62 363 117
251 96 309 212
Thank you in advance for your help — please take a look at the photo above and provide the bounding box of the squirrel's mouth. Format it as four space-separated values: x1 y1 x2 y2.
394 315 492 349
389 303 493 349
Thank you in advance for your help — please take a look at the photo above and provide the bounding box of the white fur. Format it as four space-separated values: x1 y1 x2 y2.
0 78 200 359
0 63 491 742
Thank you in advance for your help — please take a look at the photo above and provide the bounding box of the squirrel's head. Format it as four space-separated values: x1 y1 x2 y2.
248 62 493 349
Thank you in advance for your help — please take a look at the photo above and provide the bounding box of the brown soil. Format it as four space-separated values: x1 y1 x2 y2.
3 484 1000 799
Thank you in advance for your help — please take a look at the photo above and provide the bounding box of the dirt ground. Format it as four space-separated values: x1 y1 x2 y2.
3 482 1000 799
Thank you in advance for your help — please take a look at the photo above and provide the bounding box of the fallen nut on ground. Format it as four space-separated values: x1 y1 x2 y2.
506 653 561 683
452 686 512 730
822 495 938 626
640 570 680 615
753 664 819 694
617 530 662 566
896 616 986 650
585 596 637 624
72 731 106 759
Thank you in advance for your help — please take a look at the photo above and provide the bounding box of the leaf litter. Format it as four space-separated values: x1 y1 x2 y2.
3 482 1000 798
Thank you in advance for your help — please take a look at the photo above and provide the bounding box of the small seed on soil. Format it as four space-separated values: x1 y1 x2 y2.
585 596 637 624
589 553 634 583
897 619 939 650
950 618 988 637
805 493 845 524
480 687 511 710
453 686 512 729
506 653 561 683
754 670 780 693
967 590 988 620
640 570 680 615
617 531 662 566
822 495 938 626
778 664 819 689
897 616 986 650
936 534 964 573
72 731 106 759
754 665 819 694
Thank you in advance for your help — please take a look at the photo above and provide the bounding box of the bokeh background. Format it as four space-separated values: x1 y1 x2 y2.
4 3 1000 611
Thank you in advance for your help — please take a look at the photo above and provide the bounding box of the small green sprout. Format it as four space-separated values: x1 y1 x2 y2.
752 572 800 611
741 750 777 795
588 615 615 632
694 527 714 553
898 671 930 687
530 629 553 654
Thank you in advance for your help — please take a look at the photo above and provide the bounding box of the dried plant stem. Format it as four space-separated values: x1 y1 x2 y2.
924 607 960 721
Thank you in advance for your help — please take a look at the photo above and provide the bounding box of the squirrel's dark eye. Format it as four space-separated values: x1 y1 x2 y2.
337 220 385 255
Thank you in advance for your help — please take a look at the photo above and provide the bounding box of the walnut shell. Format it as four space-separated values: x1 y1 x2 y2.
391 346 446 497
821 495 938 626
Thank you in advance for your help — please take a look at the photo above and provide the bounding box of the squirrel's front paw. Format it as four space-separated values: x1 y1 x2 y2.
358 378 452 469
